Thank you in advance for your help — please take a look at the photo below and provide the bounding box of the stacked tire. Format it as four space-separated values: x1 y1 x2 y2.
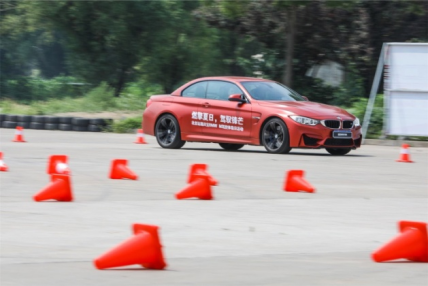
0 114 112 132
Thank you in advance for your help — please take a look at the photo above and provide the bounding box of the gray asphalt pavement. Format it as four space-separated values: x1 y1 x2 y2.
1 129 427 285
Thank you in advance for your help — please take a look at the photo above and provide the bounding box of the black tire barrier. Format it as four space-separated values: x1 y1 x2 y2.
88 124 102 132
89 118 111 126
59 117 73 124
16 115 32 122
30 122 45 130
0 114 5 122
72 118 90 127
59 124 73 131
5 115 17 122
45 116 59 124
17 121 31 129
45 123 59 130
32 116 46 123
2 121 18 128
73 126 88 132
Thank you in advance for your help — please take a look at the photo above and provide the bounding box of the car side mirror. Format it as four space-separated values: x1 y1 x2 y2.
302 96 309 101
228 94 246 103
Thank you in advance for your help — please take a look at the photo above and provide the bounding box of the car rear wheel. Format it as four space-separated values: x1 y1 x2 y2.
325 148 351 155
219 143 244 151
261 118 291 154
155 114 185 149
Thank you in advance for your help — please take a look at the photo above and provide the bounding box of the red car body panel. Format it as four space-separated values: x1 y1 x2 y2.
143 77 362 149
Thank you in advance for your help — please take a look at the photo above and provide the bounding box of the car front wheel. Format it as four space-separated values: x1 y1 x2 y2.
155 114 185 149
219 143 244 151
261 118 291 154
325 148 351 155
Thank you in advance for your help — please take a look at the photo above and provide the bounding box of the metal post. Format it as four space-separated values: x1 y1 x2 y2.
362 43 385 143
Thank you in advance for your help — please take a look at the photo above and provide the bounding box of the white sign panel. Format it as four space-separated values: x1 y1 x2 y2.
384 43 428 136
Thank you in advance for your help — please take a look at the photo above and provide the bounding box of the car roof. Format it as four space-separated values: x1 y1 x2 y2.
194 76 275 83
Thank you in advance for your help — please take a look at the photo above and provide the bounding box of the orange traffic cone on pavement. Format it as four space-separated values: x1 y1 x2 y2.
396 144 414 163
0 152 8 172
94 223 167 270
109 159 138 180
283 170 315 193
33 174 73 202
175 164 218 200
12 126 26 142
47 155 70 175
372 221 428 262
134 129 147 144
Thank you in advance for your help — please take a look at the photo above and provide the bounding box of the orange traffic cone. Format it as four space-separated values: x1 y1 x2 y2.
175 178 213 200
372 221 428 262
134 129 147 144
47 155 70 175
396 144 414 163
94 223 167 270
109 159 138 180
33 174 73 202
12 126 26 142
187 163 218 185
0 152 8 172
283 170 315 193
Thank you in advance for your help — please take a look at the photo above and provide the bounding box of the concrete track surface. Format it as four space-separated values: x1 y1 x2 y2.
1 129 427 286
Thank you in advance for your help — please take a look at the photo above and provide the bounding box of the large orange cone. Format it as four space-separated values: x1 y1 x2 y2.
94 223 167 270
396 144 414 163
12 126 26 142
33 174 73 202
283 170 315 193
47 155 70 175
134 129 147 144
372 221 428 263
0 152 8 172
175 178 213 200
187 163 218 186
109 159 138 180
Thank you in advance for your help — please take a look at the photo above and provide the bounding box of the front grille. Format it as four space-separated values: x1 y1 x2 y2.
323 120 340 129
343 120 353 129
303 135 319 146
324 138 353 146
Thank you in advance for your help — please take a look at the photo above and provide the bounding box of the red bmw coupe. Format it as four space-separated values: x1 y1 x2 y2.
143 76 362 155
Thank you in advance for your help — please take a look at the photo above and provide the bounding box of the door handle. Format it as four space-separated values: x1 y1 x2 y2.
203 102 210 108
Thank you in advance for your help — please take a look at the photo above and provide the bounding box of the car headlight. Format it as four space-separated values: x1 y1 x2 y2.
289 115 319 126
353 117 360 127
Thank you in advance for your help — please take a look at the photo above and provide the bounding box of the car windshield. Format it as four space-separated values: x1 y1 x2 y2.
241 81 305 101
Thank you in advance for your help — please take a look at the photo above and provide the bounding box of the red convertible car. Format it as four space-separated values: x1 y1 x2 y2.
143 77 362 155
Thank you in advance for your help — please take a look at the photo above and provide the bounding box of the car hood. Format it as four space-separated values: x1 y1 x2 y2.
257 101 354 119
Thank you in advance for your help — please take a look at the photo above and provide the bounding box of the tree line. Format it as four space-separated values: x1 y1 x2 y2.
1 0 427 104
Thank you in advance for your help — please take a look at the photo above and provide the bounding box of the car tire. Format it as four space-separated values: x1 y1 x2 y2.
59 124 72 131
32 116 47 123
30 122 45 129
59 117 73 124
88 124 102 132
325 148 351 155
45 123 59 130
5 115 17 122
45 116 59 124
261 118 291 154
90 118 109 126
219 143 244 151
72 118 90 126
2 121 18 128
17 121 31 129
155 114 185 149
16 115 32 123
73 126 88 132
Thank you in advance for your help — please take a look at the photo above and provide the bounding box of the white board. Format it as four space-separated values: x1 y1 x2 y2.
384 43 428 136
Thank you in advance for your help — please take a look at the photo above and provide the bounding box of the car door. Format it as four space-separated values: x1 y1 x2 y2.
199 80 252 140
175 81 208 135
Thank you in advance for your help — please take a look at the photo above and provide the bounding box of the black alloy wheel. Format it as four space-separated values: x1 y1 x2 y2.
325 148 351 155
261 118 291 154
155 114 185 149
219 143 244 151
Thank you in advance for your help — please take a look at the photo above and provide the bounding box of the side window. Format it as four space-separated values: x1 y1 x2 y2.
206 81 243 101
181 81 207 98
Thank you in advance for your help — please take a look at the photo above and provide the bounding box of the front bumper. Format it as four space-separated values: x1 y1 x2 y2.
287 121 362 149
